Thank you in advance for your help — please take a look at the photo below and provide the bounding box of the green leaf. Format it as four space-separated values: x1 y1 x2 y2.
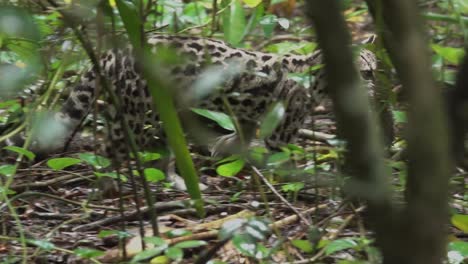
78 153 111 169
144 168 165 182
452 214 468 232
166 229 192 238
243 0 262 7
216 158 245 177
98 230 132 239
258 102 285 139
266 151 290 167
191 108 235 131
431 44 465 65
115 0 142 48
132 247 165 263
174 240 207 249
232 233 257 257
448 241 468 261
3 146 35 161
47 157 81 171
259 15 277 37
0 164 17 177
144 236 168 247
324 238 358 256
28 239 55 250
223 0 247 45
392 110 407 124
281 182 304 193
73 247 105 259
138 152 161 163
165 247 183 261
291 239 314 253
94 171 127 182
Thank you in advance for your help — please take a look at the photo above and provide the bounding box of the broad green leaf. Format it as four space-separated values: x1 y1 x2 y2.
73 247 105 258
165 247 183 261
266 151 290 167
232 233 257 257
243 0 262 7
452 214 468 232
219 218 247 240
115 0 142 48
216 158 245 177
138 152 161 163
281 182 304 193
3 146 35 161
448 241 468 263
174 240 207 249
144 236 168 247
223 0 247 45
0 164 17 177
78 153 111 169
94 171 127 182
431 44 465 65
259 15 277 37
47 157 81 170
191 108 235 131
324 238 358 256
258 102 285 139
291 239 314 253
150 255 170 264
265 41 317 55
27 239 55 250
277 18 289 29
133 247 165 263
392 110 407 124
98 230 132 239
144 168 165 182
166 229 192 238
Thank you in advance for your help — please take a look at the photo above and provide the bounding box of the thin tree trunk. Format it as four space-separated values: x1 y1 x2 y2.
304 0 397 261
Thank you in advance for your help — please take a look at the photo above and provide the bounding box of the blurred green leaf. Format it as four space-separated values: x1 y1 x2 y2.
258 102 285 139
27 239 55 250
73 247 104 258
291 239 314 253
78 153 111 169
0 164 17 177
452 214 468 232
266 151 290 167
216 158 245 177
174 240 207 249
3 145 35 161
47 157 81 171
448 241 468 264
431 44 465 65
324 238 358 256
115 0 142 48
165 247 183 261
144 168 165 182
192 108 235 131
223 0 247 45
243 0 262 8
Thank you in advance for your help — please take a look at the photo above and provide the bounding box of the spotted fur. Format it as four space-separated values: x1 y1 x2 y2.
55 34 377 159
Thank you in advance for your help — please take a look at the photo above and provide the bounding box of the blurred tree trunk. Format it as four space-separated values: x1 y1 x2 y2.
447 52 468 166
306 1 451 263
366 1 451 263
304 0 395 260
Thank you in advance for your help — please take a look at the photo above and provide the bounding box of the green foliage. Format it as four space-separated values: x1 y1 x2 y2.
451 214 468 232
191 108 235 131
219 217 272 260
47 157 81 170
73 247 105 259
216 155 245 177
132 236 207 263
78 153 111 170
3 146 35 161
